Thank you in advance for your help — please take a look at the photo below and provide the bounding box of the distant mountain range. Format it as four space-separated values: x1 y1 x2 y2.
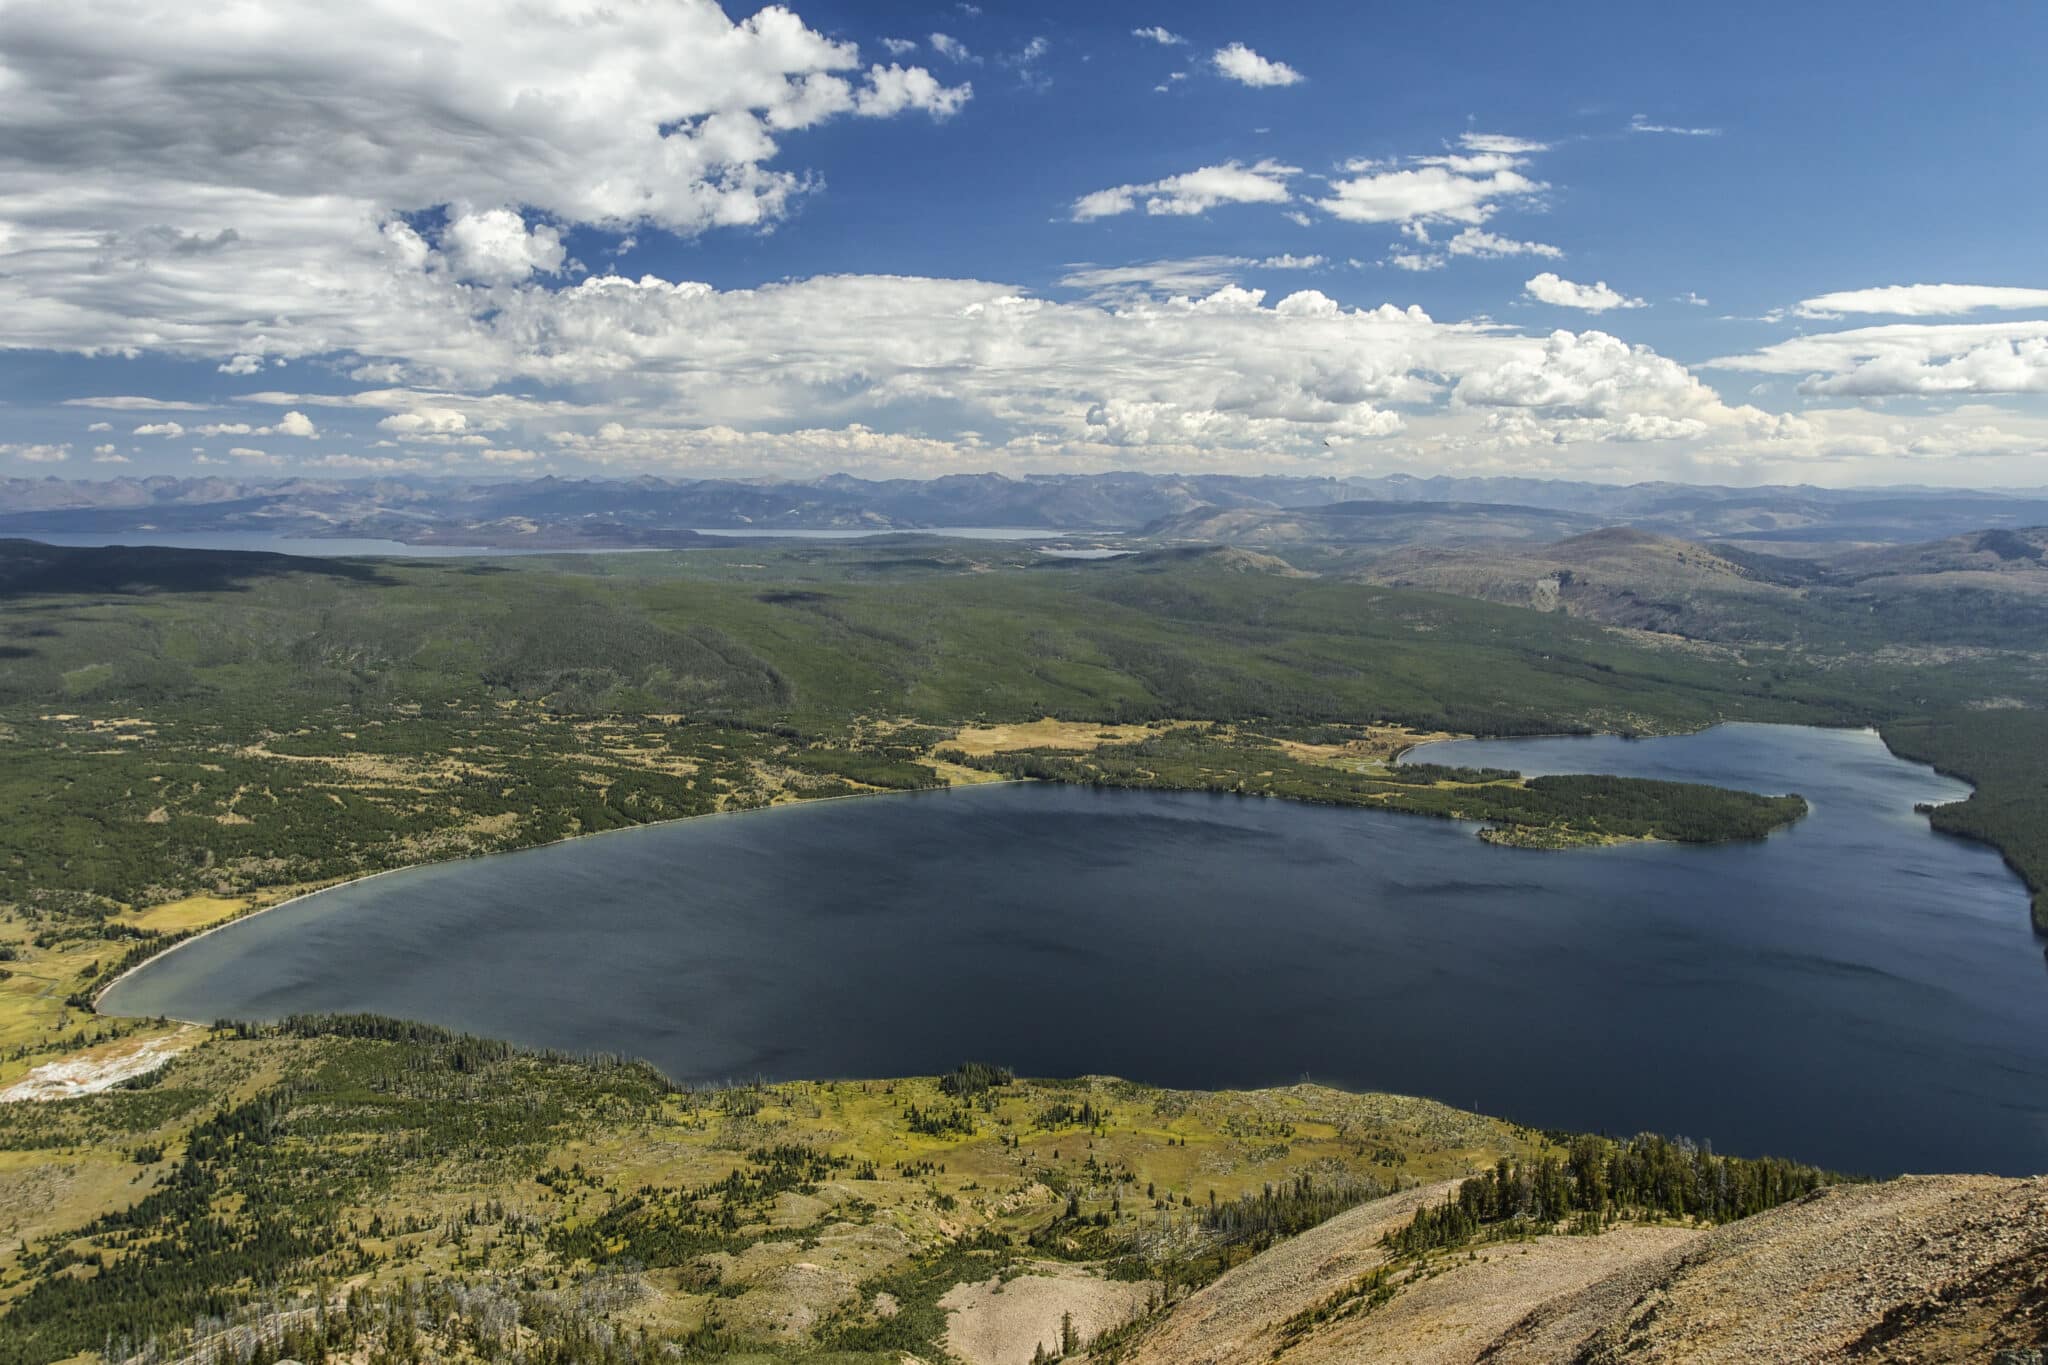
3 471 2046 549
1350 525 2048 643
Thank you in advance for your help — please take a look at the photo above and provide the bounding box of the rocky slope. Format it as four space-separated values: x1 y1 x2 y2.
1121 1175 2048 1364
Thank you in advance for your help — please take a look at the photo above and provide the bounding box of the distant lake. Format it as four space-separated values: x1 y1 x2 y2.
689 527 1085 540
101 723 2048 1176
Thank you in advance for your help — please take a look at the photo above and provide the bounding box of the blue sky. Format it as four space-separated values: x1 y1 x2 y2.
0 0 2044 485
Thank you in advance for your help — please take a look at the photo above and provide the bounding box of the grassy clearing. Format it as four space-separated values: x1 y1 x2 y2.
945 718 1179 756
122 895 246 934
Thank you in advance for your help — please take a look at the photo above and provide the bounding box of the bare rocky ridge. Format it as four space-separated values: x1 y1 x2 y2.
1123 1180 1459 1365
1121 1175 2048 1364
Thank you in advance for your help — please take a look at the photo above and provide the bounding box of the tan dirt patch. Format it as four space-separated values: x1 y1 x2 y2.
943 718 1180 757
924 758 1011 785
941 1263 1159 1365
1274 725 1462 766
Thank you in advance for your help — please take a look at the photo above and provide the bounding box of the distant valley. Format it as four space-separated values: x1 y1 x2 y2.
7 470 2048 552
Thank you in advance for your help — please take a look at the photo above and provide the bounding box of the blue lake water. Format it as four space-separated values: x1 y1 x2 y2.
688 527 1084 540
100 723 2048 1176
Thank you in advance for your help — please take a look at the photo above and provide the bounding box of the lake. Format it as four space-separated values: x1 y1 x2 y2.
100 723 2048 1176
688 527 1087 540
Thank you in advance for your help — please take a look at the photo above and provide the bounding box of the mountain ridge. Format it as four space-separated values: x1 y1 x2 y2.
8 471 2048 546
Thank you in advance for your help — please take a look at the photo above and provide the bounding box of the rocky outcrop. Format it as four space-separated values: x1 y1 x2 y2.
1125 1175 2048 1364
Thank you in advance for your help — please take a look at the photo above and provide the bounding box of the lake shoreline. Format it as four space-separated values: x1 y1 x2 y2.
89 725 2044 1176
94 721 1908 1024
94 777 1035 1018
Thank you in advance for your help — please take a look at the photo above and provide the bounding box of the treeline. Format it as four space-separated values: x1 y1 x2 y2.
0 1087 340 1365
0 711 792 913
1385 1133 1844 1259
1198 1171 1394 1255
1468 774 1806 843
0 1024 691 1364
238 1013 681 1087
548 1143 856 1267
940 1061 1015 1098
1882 709 2048 932
904 1101 977 1137
782 746 946 791
950 733 1806 846
102 1274 696 1365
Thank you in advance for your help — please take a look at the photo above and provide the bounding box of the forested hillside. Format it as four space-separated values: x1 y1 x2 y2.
0 539 1871 913
0 535 2036 961
1883 709 2048 930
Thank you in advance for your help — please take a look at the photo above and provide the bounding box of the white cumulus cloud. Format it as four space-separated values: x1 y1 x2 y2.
1 442 70 463
1212 43 1302 87
1318 134 1547 226
0 0 970 362
1793 284 2048 319
379 408 474 436
1071 159 1297 221
442 209 569 286
1710 320 2048 397
1446 227 1562 260
1524 273 1646 312
857 64 973 118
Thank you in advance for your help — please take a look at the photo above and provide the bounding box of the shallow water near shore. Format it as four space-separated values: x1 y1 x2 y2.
103 722 2048 1176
